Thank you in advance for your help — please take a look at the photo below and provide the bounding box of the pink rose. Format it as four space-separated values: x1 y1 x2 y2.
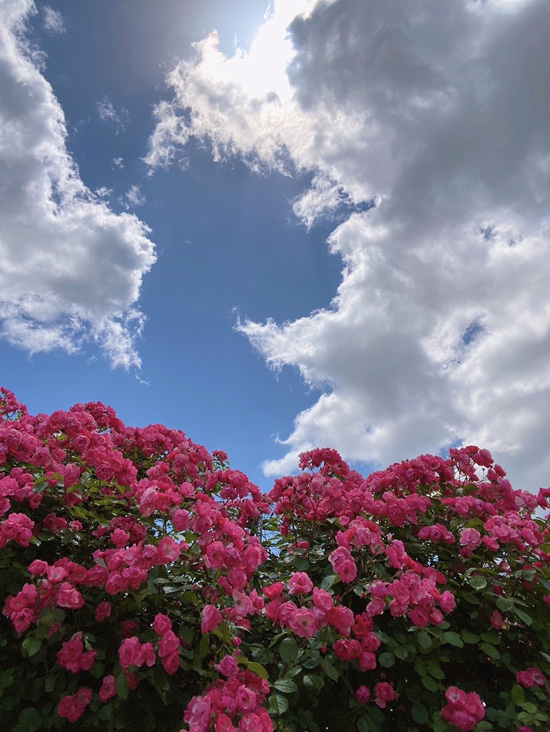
217 654 239 677
95 601 112 622
56 582 84 609
263 582 284 599
201 604 222 633
356 685 371 704
287 571 313 596
374 682 396 709
99 675 116 703
153 613 172 635
441 686 485 731
326 605 354 636
157 536 181 563
289 607 317 638
57 688 92 723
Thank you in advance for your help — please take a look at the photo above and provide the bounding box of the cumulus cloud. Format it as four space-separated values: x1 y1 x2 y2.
147 0 550 491
0 0 155 369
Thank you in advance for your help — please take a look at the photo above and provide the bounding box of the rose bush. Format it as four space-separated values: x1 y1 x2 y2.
0 386 549 731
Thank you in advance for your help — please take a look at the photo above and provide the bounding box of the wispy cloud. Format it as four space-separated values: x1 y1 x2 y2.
95 186 112 199
97 96 128 133
148 0 550 491
42 6 66 36
0 1 156 369
121 185 146 209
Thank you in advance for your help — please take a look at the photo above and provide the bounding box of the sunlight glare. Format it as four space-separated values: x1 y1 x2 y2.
224 0 313 102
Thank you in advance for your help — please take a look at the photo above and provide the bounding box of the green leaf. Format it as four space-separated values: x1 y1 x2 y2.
461 632 480 644
426 661 445 680
443 632 464 648
99 704 114 722
468 576 487 590
514 608 533 625
0 669 14 691
274 679 298 694
115 671 129 701
321 574 338 590
422 675 439 692
416 630 432 649
269 694 289 715
303 673 325 691
12 708 41 732
357 717 370 732
379 652 395 668
481 642 500 660
412 704 429 725
246 662 269 679
522 702 537 714
406 687 423 704
22 637 42 658
320 658 339 681
415 659 427 676
198 633 210 658
480 632 500 645
279 637 299 664
496 597 514 612
511 684 525 705
394 646 409 660
303 656 321 669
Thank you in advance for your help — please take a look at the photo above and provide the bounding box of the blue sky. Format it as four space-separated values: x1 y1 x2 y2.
1 0 550 494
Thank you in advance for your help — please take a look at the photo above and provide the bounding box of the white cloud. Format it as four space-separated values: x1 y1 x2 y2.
42 6 66 35
95 186 112 198
97 96 128 132
0 0 155 369
148 0 550 491
121 184 146 209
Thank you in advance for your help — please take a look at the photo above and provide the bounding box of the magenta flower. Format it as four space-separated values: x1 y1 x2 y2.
201 604 222 633
287 571 313 595
57 688 92 723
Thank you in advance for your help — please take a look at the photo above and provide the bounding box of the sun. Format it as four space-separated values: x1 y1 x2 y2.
222 0 313 103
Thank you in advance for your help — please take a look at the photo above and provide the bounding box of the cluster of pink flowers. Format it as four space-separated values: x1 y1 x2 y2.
0 510 34 548
264 574 358 641
57 632 97 673
1 387 549 731
516 668 547 688
183 667 272 732
367 570 456 627
441 686 485 731
353 681 397 708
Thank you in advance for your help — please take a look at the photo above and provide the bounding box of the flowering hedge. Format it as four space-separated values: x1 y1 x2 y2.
0 386 549 732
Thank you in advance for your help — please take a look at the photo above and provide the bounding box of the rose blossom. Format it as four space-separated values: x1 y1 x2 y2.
374 682 396 708
57 688 92 723
201 604 222 633
99 675 116 703
287 571 313 596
